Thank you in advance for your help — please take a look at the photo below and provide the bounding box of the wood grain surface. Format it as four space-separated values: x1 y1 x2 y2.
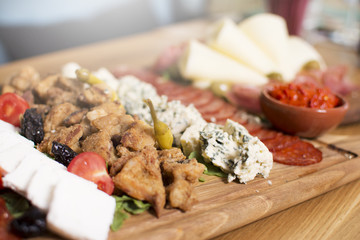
1 19 360 240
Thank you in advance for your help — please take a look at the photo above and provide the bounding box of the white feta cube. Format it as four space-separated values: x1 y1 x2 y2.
0 144 35 174
27 159 66 211
2 149 48 193
47 175 115 240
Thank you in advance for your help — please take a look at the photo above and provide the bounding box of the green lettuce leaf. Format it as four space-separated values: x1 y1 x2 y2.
189 151 227 178
111 195 151 231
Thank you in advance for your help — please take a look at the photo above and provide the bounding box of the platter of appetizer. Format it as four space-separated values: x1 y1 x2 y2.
0 13 359 240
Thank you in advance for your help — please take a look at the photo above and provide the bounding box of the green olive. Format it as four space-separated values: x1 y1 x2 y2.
266 72 284 82
144 99 173 150
302 60 320 71
210 82 232 97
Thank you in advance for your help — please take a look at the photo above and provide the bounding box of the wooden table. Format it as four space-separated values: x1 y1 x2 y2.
1 19 359 240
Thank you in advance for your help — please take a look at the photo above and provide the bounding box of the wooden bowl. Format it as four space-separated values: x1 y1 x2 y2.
260 87 349 138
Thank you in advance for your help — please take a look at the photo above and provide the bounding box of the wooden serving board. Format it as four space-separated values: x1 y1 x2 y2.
0 19 359 240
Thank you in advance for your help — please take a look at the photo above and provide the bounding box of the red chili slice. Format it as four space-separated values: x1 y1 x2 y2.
272 141 322 166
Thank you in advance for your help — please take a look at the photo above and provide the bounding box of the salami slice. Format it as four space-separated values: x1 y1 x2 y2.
192 90 215 109
272 141 322 166
251 128 281 141
203 104 237 123
197 98 226 114
172 88 205 106
262 134 300 152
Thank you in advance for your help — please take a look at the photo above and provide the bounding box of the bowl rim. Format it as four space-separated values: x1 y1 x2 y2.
261 87 349 113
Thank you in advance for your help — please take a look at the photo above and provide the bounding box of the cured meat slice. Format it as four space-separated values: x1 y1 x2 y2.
197 98 226 114
251 128 281 141
191 90 215 109
171 88 205 106
262 134 300 152
208 104 236 122
272 141 322 166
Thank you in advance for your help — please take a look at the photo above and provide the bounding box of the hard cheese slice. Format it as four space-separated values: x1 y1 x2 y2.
179 40 268 86
47 174 115 240
207 18 278 75
239 13 289 79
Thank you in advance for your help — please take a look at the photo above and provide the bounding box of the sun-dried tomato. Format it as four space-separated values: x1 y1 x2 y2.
269 82 340 109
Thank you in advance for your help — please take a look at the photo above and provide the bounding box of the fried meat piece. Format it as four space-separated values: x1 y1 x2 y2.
78 83 113 107
91 113 134 137
81 130 117 165
63 109 88 127
161 158 205 211
43 102 79 132
113 146 165 217
86 101 125 121
9 66 40 92
110 146 137 176
34 74 59 100
158 148 186 163
38 124 83 155
121 120 156 151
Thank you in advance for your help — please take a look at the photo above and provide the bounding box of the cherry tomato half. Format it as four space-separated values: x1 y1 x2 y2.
0 93 29 127
67 152 114 195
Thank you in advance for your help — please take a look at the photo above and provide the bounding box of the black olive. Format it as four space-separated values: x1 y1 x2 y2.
10 206 46 238
51 141 77 167
20 108 44 144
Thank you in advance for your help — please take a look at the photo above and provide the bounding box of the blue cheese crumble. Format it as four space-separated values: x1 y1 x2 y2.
200 119 273 183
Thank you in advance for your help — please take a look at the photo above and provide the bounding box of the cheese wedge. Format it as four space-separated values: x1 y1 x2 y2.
207 18 278 75
239 13 289 76
179 40 268 86
47 175 115 240
282 36 327 81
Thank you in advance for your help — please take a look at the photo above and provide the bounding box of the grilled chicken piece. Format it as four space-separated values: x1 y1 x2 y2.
121 120 156 151
161 158 205 211
38 124 83 154
113 146 165 217
43 102 79 132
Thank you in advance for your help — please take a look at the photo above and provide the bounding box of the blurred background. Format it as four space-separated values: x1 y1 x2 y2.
0 0 359 65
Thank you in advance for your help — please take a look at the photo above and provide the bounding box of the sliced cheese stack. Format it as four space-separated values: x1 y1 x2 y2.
207 18 278 75
178 40 268 86
179 13 326 85
0 120 115 240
